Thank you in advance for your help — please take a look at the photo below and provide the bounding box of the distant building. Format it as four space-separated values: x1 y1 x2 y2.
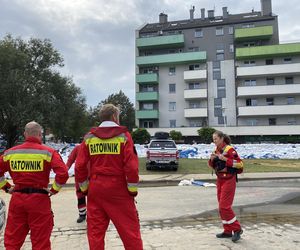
135 0 300 143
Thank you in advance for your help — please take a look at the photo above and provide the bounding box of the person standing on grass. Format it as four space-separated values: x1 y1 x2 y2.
208 130 244 243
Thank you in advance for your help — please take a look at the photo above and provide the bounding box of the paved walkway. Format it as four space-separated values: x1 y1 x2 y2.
1 173 300 249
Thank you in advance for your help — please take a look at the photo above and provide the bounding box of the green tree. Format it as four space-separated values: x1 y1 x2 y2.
0 35 87 147
170 130 182 141
197 127 216 144
92 91 135 131
132 128 150 144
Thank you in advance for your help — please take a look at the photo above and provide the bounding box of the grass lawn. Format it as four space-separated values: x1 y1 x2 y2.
138 158 300 175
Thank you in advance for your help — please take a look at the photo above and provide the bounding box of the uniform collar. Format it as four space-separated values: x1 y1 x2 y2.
25 136 42 144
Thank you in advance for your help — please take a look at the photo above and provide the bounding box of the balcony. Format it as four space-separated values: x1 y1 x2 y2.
136 73 158 84
136 51 207 66
136 110 159 119
238 104 300 116
184 70 207 81
236 63 300 77
136 34 184 49
136 92 159 101
236 43 300 60
184 89 207 99
237 84 300 97
234 26 273 42
184 108 207 118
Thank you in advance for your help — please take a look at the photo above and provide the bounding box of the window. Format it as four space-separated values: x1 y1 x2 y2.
229 44 234 53
169 102 176 111
188 82 200 89
228 26 234 34
217 79 225 87
216 27 224 36
266 97 274 105
285 77 294 84
287 97 295 105
213 70 221 80
217 89 226 98
189 64 200 70
214 108 222 116
218 116 225 125
288 118 296 125
243 42 256 47
284 58 292 63
269 118 276 126
244 60 256 66
213 61 220 69
169 83 176 93
169 67 176 75
244 80 256 86
141 85 154 92
143 121 154 128
266 59 273 65
169 120 176 128
246 119 258 126
216 43 224 51
214 98 222 107
142 103 153 110
266 78 274 85
216 53 224 61
195 29 203 38
189 101 201 109
168 49 177 54
242 23 255 28
189 120 202 127
246 99 257 106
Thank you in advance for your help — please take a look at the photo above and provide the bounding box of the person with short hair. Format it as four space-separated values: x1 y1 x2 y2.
0 121 69 250
208 130 244 242
76 104 143 250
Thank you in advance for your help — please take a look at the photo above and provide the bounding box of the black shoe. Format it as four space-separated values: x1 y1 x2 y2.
232 229 243 242
76 215 86 223
216 232 232 238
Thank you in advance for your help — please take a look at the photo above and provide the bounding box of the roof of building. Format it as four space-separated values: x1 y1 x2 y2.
139 12 277 34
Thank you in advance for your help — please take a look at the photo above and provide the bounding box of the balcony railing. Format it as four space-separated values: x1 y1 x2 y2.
183 70 207 81
136 73 158 84
238 104 300 116
184 108 208 118
136 34 184 49
234 25 273 42
136 91 159 101
136 110 159 119
136 51 207 66
184 89 207 99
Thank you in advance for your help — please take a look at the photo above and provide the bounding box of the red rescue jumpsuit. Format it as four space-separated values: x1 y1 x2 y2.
0 136 69 250
208 143 243 234
66 144 87 217
75 122 143 250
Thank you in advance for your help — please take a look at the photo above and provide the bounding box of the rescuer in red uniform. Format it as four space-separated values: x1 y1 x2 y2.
66 144 87 223
208 130 244 243
75 104 143 250
0 121 69 250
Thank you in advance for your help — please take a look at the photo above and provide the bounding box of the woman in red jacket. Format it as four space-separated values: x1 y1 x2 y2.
208 130 244 243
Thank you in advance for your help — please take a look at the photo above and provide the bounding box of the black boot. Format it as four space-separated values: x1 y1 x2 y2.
216 232 232 238
232 229 243 242
76 215 86 223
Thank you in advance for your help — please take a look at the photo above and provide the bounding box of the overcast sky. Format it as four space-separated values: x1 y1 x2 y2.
1 0 299 107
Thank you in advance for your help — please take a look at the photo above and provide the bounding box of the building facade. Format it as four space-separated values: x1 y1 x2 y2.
135 0 300 142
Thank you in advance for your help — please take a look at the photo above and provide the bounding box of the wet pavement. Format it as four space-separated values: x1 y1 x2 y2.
1 177 300 249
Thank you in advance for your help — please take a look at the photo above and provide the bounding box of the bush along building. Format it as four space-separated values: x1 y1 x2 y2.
135 0 300 143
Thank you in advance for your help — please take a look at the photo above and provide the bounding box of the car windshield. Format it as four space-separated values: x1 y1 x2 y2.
150 141 176 148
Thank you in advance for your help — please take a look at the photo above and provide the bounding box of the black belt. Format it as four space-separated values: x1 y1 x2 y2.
13 188 48 195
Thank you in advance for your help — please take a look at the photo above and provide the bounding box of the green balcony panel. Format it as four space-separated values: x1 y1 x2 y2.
136 110 159 119
136 92 159 101
236 43 300 60
235 26 273 41
136 51 207 66
136 73 158 84
136 34 184 49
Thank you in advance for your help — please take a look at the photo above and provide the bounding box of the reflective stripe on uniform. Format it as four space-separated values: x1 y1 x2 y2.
79 180 89 192
127 183 138 192
51 180 63 192
0 177 8 189
85 136 126 155
3 149 52 162
222 216 237 224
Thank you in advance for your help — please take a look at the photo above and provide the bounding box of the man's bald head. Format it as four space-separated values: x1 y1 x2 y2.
24 121 42 138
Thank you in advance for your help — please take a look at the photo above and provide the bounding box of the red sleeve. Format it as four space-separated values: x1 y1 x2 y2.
50 150 69 193
0 155 12 192
225 148 242 167
75 141 90 183
123 132 139 184
66 145 79 169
